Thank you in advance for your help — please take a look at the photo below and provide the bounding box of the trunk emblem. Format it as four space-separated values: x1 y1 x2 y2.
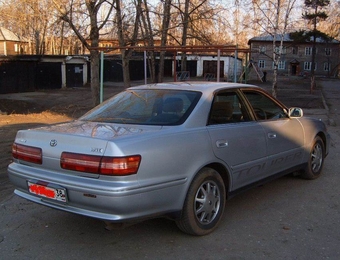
50 140 58 147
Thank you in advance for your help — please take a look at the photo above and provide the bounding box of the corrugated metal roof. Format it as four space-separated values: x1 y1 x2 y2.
0 27 21 41
249 33 339 44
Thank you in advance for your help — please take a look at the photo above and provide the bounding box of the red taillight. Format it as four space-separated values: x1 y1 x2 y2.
100 156 141 175
12 143 42 164
60 152 141 176
60 152 101 173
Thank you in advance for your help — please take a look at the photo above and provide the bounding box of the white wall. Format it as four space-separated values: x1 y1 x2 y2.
174 55 243 79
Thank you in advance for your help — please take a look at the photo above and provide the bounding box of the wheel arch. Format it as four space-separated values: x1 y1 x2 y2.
316 131 327 148
204 162 231 199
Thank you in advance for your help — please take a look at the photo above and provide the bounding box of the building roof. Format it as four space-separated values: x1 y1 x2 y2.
0 27 21 42
248 33 340 44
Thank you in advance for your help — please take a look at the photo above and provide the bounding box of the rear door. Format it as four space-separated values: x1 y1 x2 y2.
207 90 268 190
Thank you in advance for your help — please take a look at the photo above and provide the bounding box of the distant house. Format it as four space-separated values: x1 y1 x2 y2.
248 33 340 77
0 27 28 55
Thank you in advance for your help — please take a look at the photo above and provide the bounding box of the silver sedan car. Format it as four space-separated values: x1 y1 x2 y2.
8 82 329 235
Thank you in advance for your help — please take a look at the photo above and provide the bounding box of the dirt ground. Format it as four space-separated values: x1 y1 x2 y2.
0 85 126 199
0 76 324 116
2 78 340 259
0 78 325 199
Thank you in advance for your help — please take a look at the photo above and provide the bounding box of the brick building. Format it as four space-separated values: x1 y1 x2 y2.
0 27 27 55
248 33 340 78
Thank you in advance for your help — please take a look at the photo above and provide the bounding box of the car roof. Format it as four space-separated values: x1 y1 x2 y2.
128 81 259 94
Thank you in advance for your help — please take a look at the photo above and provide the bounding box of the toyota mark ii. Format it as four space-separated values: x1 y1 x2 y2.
8 82 329 235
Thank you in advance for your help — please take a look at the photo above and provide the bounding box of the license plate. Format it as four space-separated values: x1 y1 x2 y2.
28 181 67 203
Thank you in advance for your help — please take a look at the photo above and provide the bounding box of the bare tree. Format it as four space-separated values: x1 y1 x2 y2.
157 0 172 83
114 0 142 88
318 1 340 40
170 0 217 71
53 0 114 106
251 0 298 97
139 0 157 83
0 0 62 55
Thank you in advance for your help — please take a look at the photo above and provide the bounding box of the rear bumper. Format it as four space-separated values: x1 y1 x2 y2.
8 163 187 221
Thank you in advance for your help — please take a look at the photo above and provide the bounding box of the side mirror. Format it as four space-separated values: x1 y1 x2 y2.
288 107 303 118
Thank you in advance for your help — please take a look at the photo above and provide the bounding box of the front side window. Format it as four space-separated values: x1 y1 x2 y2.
81 89 202 126
325 48 331 56
242 90 288 120
208 91 251 125
305 47 312 56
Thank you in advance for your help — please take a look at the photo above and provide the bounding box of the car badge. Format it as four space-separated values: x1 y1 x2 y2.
50 140 58 147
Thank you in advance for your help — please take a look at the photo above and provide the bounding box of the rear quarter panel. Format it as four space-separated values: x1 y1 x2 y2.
106 126 222 207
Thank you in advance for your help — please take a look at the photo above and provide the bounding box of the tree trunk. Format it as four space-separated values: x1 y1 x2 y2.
59 21 65 55
90 50 100 106
140 0 156 83
180 0 190 72
54 0 114 107
88 2 100 106
158 0 172 83
310 5 318 94
115 0 142 88
116 0 130 88
121 50 131 88
272 32 278 98
272 65 278 98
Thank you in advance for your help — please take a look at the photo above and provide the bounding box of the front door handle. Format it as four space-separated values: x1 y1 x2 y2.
268 133 277 139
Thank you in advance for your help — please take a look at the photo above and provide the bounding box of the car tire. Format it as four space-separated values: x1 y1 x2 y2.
176 167 226 236
301 136 325 180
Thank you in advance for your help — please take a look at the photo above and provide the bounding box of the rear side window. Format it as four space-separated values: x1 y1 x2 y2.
208 91 251 125
80 89 202 125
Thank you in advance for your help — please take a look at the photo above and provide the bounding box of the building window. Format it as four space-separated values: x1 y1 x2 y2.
325 48 331 56
272 61 286 70
259 46 266 54
324 62 331 71
275 46 286 54
258 60 265 68
305 47 312 56
304 62 311 70
304 62 317 70
278 61 286 70
292 46 298 55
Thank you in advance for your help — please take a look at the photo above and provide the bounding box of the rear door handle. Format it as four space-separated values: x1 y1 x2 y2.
216 140 228 148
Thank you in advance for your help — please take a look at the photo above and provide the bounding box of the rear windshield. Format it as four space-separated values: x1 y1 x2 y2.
80 89 202 125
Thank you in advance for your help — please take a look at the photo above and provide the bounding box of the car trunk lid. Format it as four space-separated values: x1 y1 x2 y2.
13 120 160 178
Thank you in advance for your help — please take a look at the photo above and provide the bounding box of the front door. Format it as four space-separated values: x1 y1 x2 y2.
242 90 305 173
291 64 297 75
